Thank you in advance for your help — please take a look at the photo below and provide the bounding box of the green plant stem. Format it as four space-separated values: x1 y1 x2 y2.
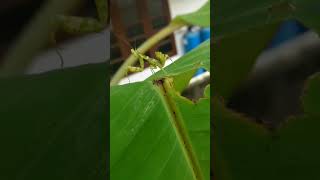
110 22 184 86
160 77 204 180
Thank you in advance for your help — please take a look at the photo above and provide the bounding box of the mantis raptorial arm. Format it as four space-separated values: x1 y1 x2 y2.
130 49 145 69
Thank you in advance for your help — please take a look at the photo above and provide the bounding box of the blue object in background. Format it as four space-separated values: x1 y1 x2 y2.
267 20 308 49
194 68 206 76
183 28 210 77
197 28 210 76
183 30 201 53
200 27 210 42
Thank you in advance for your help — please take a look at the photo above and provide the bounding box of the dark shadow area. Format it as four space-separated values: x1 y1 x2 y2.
227 42 320 129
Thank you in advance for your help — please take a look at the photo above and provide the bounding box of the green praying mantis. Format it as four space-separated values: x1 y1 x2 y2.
113 33 172 80
50 0 108 67
127 49 170 75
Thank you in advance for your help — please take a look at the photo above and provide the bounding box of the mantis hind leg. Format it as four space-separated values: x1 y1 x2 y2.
126 66 144 83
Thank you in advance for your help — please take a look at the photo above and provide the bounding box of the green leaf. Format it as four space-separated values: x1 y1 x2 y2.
295 0 320 34
213 0 320 179
213 97 271 180
213 74 320 179
214 0 320 38
171 69 198 92
204 85 210 98
111 78 210 179
0 63 107 179
173 93 210 180
213 0 296 100
213 22 280 99
302 72 320 116
214 0 288 38
172 0 210 27
213 0 320 99
110 2 211 178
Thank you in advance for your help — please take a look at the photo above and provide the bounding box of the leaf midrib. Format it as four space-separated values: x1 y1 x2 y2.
156 78 204 180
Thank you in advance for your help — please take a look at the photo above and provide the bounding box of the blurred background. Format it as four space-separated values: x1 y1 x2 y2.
0 0 209 99
110 0 209 86
227 20 320 129
0 0 108 75
110 0 210 100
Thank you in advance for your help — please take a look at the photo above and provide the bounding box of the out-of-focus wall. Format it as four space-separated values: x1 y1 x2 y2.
167 0 208 18
26 28 109 74
167 0 209 57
